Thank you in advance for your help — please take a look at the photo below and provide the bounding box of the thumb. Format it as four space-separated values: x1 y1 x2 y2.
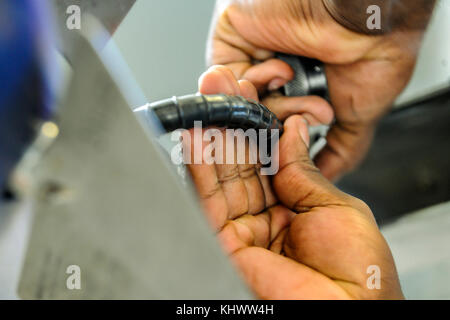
231 247 351 299
241 58 294 93
274 115 350 213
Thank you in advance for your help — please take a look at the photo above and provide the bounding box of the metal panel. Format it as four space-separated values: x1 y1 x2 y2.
18 26 251 299
51 0 136 61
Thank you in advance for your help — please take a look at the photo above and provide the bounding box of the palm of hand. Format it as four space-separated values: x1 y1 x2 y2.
187 65 403 299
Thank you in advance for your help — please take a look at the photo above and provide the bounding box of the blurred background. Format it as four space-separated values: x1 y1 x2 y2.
0 0 449 299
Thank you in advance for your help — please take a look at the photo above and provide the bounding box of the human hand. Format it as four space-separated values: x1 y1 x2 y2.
208 0 425 181
187 66 403 299
188 64 329 230
186 65 279 230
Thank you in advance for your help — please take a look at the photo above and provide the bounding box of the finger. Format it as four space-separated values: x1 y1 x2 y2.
241 59 294 93
198 65 269 219
268 228 288 254
186 128 266 227
238 80 258 101
184 129 228 231
314 122 375 182
237 80 274 215
217 206 295 255
220 61 253 82
224 74 276 216
214 131 251 219
231 247 351 299
198 65 241 95
256 169 278 208
193 66 242 229
262 94 334 125
274 115 350 213
208 7 273 67
236 139 267 215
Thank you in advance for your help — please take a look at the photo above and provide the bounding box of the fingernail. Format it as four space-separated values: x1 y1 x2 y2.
299 119 310 148
268 78 286 91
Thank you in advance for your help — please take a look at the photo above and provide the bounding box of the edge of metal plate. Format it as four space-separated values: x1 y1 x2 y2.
17 21 251 299
51 0 137 62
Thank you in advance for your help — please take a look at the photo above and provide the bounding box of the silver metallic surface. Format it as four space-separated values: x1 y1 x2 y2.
17 25 251 299
276 54 309 97
275 53 328 98
52 0 136 61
